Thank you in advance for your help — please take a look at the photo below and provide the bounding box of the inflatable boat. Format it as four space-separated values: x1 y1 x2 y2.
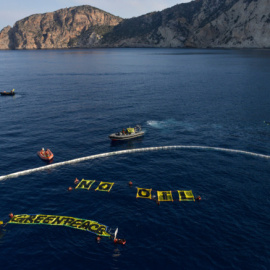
109 125 144 141
37 148 54 161
1 89 15 96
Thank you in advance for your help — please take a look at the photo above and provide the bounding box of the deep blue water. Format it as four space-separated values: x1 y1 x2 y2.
0 48 270 269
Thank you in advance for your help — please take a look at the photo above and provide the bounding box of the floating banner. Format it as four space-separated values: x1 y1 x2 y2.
157 191 173 202
73 179 198 203
136 188 152 200
178 190 195 201
95 182 114 192
8 214 111 237
75 179 96 190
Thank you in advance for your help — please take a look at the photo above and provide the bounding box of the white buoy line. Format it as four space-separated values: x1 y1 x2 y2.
0 145 269 181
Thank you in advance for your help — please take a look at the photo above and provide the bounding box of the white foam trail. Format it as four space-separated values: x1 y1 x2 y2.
0 145 269 181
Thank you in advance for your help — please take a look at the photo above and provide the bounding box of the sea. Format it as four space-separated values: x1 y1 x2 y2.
0 48 269 269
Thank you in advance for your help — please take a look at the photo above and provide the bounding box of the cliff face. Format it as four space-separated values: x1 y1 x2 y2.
0 26 13 49
0 5 122 49
186 0 270 48
0 0 269 49
101 0 270 48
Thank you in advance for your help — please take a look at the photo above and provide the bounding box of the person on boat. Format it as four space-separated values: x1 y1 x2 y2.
41 148 45 154
114 238 126 245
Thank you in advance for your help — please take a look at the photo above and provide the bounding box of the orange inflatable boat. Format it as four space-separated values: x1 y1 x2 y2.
37 148 54 161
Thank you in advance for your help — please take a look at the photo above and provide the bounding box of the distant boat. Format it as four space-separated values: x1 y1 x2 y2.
109 125 144 141
37 148 54 161
0 89 15 96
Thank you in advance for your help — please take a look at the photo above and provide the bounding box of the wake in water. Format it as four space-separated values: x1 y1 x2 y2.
147 119 196 132
0 145 269 181
147 119 181 129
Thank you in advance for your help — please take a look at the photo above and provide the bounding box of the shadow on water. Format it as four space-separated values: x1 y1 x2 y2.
38 158 54 165
110 137 144 149
0 227 6 241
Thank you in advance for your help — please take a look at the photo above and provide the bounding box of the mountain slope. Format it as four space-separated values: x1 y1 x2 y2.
0 5 122 49
0 0 269 49
101 0 270 48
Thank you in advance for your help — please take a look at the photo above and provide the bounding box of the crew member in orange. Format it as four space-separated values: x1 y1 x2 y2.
114 238 126 245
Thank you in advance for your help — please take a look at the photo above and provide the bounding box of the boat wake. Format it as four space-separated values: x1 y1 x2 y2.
0 145 269 181
147 119 180 129
146 119 196 132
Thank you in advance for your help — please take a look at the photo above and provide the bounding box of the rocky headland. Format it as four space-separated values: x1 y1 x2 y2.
0 5 122 49
0 0 269 49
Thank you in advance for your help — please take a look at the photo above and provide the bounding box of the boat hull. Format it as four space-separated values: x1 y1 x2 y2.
109 131 145 141
1 92 15 96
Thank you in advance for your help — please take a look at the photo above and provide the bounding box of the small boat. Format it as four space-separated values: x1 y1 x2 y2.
109 125 144 141
0 89 15 96
37 148 54 161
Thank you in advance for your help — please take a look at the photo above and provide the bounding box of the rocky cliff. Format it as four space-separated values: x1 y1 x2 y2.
101 0 270 48
0 5 122 49
0 0 269 49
